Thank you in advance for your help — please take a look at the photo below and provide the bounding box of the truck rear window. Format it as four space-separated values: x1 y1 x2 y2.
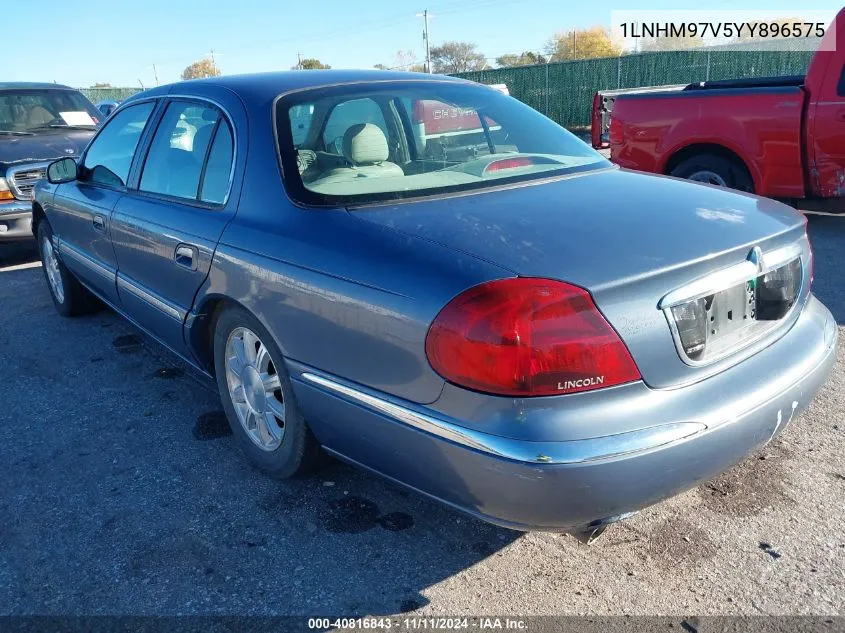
275 81 609 206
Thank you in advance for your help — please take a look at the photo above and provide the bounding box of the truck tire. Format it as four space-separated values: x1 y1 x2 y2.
669 154 754 193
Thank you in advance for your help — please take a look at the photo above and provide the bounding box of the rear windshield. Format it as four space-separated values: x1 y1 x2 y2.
275 81 609 206
0 89 101 133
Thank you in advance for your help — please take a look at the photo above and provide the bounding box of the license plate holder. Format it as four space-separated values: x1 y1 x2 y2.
707 281 756 342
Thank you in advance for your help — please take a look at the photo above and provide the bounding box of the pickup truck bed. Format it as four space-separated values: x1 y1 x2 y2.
591 9 845 207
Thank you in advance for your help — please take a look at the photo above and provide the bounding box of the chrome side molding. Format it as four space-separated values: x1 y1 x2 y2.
58 241 114 281
300 372 705 465
117 275 186 322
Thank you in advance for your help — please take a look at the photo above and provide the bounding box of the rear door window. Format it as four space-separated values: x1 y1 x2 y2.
139 101 219 200
199 121 234 204
82 101 154 187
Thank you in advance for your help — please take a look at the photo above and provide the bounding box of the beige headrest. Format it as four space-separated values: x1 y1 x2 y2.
342 123 389 165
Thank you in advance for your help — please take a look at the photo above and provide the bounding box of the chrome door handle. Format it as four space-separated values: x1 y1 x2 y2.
92 214 106 231
174 244 197 270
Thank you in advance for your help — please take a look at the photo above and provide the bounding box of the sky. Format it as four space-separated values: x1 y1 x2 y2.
5 0 841 88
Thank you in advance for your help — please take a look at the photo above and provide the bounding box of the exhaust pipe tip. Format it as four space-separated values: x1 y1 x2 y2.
570 511 639 545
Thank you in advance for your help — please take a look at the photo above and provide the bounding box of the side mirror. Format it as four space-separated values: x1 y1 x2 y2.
47 157 78 184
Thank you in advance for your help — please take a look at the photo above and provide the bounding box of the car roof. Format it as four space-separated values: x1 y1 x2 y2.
130 70 471 103
0 82 76 91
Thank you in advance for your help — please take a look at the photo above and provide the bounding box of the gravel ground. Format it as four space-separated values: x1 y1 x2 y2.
0 214 843 617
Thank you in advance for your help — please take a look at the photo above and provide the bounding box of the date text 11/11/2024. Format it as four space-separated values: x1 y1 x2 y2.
307 617 529 630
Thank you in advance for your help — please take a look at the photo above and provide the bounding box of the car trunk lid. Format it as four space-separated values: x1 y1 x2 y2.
351 168 811 389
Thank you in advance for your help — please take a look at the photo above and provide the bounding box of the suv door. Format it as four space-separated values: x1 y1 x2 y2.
109 99 236 358
50 101 155 304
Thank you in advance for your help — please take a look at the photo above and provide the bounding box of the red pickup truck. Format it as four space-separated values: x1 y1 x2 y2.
591 8 845 210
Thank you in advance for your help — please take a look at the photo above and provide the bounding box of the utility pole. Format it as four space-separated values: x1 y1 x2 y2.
417 10 432 73
210 49 216 65
573 29 577 60
297 52 303 70
152 64 159 86
424 10 431 73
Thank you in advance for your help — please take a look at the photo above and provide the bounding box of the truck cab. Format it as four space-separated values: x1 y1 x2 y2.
0 83 101 240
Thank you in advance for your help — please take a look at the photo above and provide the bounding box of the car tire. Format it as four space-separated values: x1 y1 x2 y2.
37 221 100 317
213 304 325 479
669 153 754 193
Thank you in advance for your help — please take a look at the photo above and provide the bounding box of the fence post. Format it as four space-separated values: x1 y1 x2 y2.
545 62 550 115
617 56 622 88
706 49 711 81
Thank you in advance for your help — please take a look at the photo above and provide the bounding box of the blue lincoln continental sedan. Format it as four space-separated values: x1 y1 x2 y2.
32 70 836 535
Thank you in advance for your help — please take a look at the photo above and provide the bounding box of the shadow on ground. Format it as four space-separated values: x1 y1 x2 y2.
0 241 38 269
0 254 521 615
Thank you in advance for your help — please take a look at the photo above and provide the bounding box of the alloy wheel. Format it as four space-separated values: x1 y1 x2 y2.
224 327 286 451
41 237 65 304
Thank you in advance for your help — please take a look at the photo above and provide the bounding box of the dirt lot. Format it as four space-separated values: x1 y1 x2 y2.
0 215 843 616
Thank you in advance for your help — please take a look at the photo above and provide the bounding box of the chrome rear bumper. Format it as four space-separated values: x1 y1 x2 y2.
289 295 837 530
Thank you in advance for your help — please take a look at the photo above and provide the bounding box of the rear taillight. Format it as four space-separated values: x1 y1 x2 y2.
425 278 641 397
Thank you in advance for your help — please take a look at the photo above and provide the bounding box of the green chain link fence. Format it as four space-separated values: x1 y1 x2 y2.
76 44 816 126
79 87 142 103
454 47 816 129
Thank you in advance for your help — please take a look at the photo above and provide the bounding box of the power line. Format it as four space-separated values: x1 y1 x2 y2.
389 59 427 70
431 0 522 17
138 0 528 84
191 0 524 66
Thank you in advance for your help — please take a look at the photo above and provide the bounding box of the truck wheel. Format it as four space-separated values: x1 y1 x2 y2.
37 221 99 317
670 154 754 193
213 304 325 479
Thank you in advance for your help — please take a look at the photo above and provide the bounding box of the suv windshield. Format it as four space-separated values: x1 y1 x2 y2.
0 89 101 133
276 81 609 206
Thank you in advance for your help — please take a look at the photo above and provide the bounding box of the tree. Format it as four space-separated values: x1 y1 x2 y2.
90 82 112 88
181 59 221 80
640 36 704 52
373 64 389 70
390 50 426 73
546 26 622 61
496 51 547 67
293 58 331 70
430 41 489 73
